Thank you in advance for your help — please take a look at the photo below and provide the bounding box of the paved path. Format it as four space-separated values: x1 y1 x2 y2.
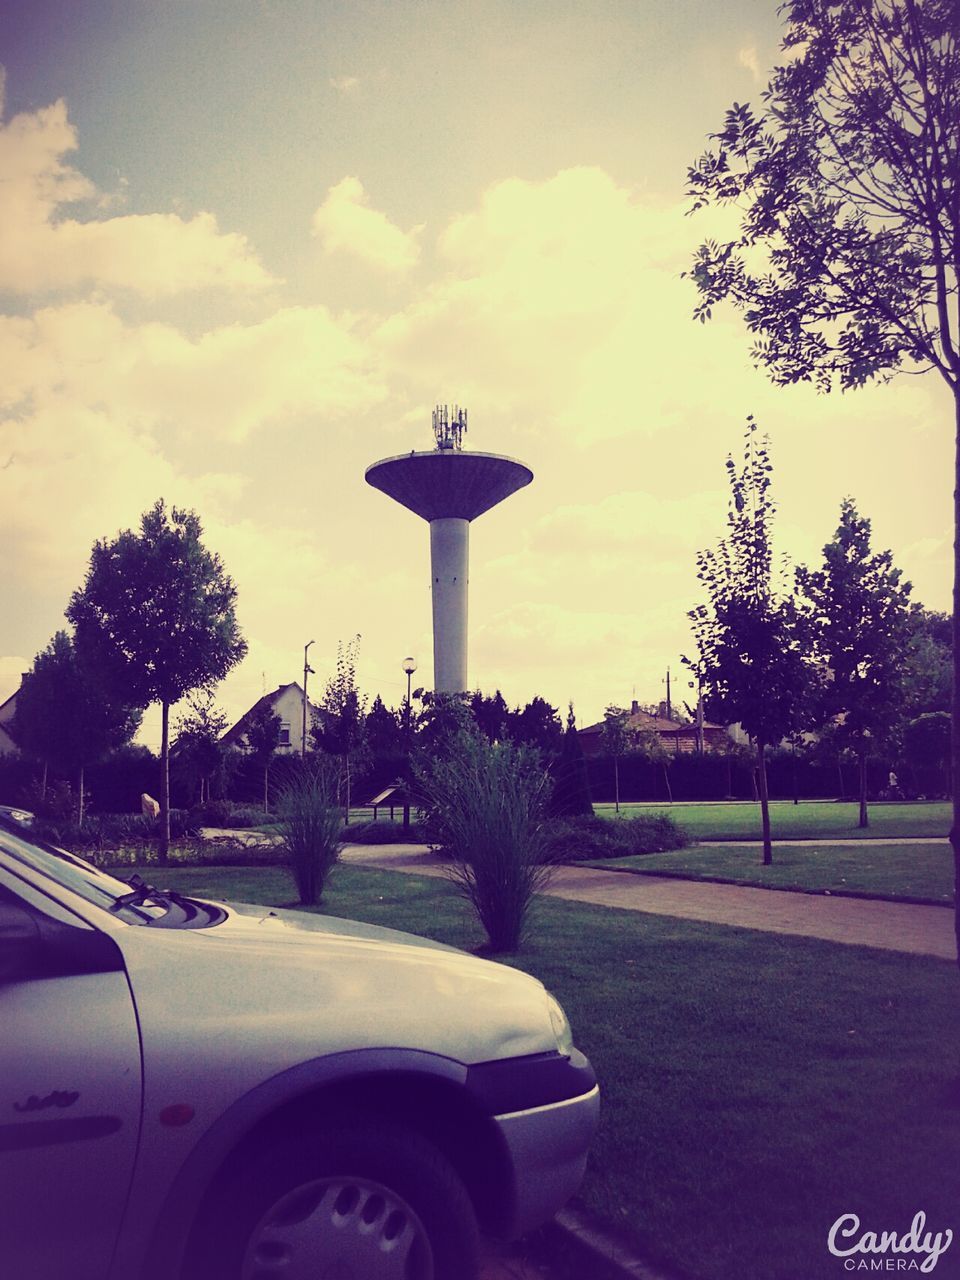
698 837 947 847
340 844 957 962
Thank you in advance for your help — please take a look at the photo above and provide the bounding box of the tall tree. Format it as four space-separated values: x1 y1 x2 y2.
508 697 564 755
798 498 913 827
243 702 284 813
549 706 594 818
312 635 368 822
689 421 813 864
470 690 510 743
67 500 246 860
599 707 638 815
172 689 228 806
365 695 402 758
685 0 960 946
14 630 140 822
902 606 952 717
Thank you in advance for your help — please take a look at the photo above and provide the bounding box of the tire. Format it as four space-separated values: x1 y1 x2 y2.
184 1117 481 1280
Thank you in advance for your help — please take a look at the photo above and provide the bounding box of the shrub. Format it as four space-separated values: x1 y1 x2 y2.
188 800 264 829
546 812 690 862
31 808 198 854
417 731 553 953
339 819 429 844
276 760 342 904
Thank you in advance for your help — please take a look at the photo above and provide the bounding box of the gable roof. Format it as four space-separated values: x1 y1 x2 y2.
221 682 319 747
580 707 725 736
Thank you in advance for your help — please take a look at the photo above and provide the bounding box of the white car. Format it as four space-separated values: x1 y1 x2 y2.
0 814 599 1280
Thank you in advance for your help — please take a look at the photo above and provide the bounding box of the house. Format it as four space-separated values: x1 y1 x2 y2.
0 682 23 757
578 700 733 757
221 683 320 756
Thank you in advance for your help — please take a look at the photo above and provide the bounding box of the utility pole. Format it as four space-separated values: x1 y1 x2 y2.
401 657 416 834
302 640 315 759
663 666 672 721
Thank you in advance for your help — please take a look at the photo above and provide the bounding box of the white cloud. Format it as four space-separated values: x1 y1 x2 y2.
738 45 762 82
312 176 422 274
0 98 276 295
329 75 361 95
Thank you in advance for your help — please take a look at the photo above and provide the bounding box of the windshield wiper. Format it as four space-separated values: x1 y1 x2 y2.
112 873 191 912
112 874 226 929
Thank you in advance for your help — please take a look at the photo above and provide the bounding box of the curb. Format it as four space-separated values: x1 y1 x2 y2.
545 1208 687 1280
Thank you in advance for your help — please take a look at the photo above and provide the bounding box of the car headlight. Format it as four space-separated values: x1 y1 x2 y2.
545 991 574 1058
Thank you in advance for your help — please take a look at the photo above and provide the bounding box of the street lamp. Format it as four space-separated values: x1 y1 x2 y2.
302 640 315 759
401 657 417 833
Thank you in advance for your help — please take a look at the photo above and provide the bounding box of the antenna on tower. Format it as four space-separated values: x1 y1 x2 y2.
432 404 467 452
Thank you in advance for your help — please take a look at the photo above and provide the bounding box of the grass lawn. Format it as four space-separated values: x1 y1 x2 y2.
598 800 950 841
110 860 960 1280
586 841 955 905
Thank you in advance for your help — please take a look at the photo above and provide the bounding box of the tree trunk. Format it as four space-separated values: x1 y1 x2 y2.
952 385 960 967
77 765 85 825
757 740 772 865
613 757 620 814
344 756 351 825
263 763 270 814
159 700 170 865
858 748 869 829
41 759 48 800
662 763 673 803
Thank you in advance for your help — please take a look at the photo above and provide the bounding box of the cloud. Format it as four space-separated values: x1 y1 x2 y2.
0 98 275 295
329 75 361 95
312 176 422 274
0 299 385 443
738 45 763 82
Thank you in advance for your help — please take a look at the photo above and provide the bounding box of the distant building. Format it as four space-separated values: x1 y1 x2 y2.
221 683 319 756
0 682 23 757
578 700 732 757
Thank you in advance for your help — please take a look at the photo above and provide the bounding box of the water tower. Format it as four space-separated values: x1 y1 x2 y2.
365 407 533 692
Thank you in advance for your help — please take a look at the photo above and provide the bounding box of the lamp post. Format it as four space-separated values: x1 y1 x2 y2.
402 657 417 834
302 640 315 759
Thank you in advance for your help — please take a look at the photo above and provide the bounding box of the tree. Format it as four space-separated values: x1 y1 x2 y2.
14 630 140 822
599 707 638 815
688 421 814 864
797 499 913 826
67 500 247 860
904 710 950 795
685 0 960 943
902 606 952 717
312 636 368 823
470 690 510 743
172 690 228 806
507 697 564 755
633 726 674 804
365 695 402 758
549 706 594 818
244 702 284 813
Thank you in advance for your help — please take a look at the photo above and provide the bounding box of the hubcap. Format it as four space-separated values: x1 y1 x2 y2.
241 1176 434 1280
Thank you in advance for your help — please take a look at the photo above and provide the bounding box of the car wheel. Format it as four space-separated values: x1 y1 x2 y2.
185 1118 481 1280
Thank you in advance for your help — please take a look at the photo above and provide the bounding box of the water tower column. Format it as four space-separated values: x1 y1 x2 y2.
429 517 469 692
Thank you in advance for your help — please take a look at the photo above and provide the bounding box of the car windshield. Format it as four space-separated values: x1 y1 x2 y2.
0 819 219 927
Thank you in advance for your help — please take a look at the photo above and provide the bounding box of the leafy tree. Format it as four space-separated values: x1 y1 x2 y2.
633 726 675 804
904 710 950 796
14 630 140 821
797 499 912 827
172 689 227 806
244 702 284 813
549 706 594 818
365 695 402 757
507 696 564 755
902 607 952 717
311 636 368 822
414 690 475 760
470 690 510 743
67 499 247 861
599 706 639 815
685 0 960 945
688 421 814 864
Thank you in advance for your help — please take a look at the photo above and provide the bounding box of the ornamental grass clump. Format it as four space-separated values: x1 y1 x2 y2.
418 731 553 953
276 760 342 905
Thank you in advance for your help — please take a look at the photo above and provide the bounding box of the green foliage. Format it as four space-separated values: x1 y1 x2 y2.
549 717 594 818
172 689 228 806
243 701 284 811
67 500 247 709
312 636 368 819
364 695 402 756
904 711 951 797
276 759 343 904
66 499 246 859
902 607 952 717
417 729 553 952
341 818 430 844
686 1 959 394
14 630 141 820
546 812 689 862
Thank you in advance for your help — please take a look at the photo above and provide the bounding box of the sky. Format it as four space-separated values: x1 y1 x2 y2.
0 0 951 749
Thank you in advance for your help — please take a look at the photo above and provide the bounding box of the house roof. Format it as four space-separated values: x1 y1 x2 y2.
580 708 725 736
221 682 318 747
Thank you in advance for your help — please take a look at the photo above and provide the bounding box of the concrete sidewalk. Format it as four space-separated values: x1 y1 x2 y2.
340 844 957 961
